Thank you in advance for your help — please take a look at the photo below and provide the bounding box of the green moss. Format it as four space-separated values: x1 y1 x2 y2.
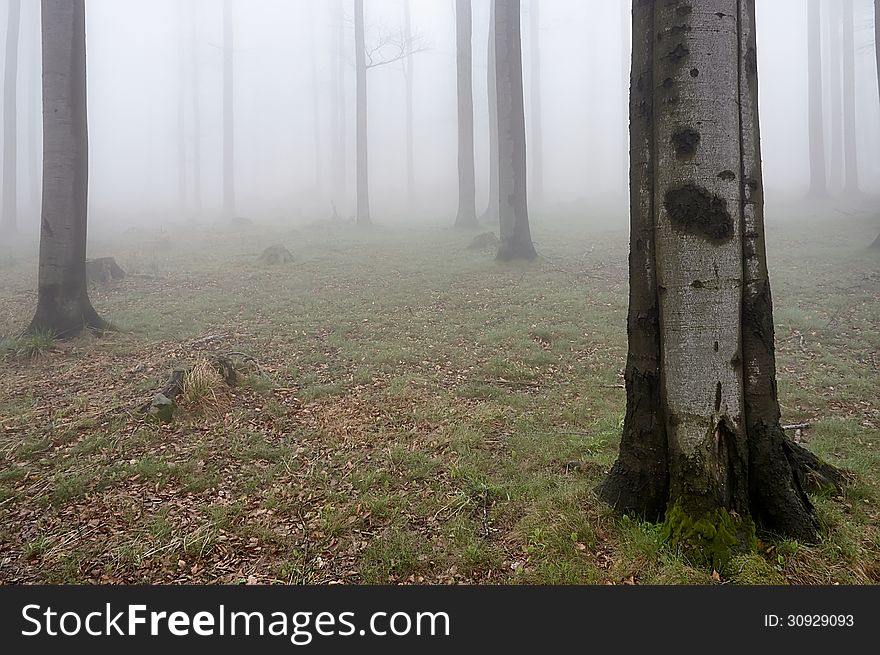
661 499 757 569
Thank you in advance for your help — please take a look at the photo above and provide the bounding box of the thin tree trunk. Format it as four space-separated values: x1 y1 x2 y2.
190 0 202 218
494 0 535 261
481 0 499 224
455 0 478 228
528 0 543 205
29 0 106 337
599 1 834 562
354 0 371 225
222 0 236 219
2 0 22 235
808 0 827 197
177 1 188 215
828 0 843 192
403 0 416 213
842 0 859 194
308 0 323 195
28 0 41 222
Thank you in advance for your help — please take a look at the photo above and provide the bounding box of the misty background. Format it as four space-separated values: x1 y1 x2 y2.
1 0 879 239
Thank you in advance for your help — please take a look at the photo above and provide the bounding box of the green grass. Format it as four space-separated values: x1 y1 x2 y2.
0 212 877 584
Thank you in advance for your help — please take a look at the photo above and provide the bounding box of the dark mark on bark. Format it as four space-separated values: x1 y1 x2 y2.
671 127 701 158
663 184 734 243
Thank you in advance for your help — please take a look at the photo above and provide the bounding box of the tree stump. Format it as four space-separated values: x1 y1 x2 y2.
258 245 294 265
86 257 126 285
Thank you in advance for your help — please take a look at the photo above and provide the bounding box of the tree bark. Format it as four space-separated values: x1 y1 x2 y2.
28 0 106 337
481 0 499 224
527 0 543 205
599 1 836 562
2 0 22 235
807 0 827 197
494 0 536 261
403 0 416 213
842 0 858 195
222 0 236 220
455 0 478 228
354 0 371 225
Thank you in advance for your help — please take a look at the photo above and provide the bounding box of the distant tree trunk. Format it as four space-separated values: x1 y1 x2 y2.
354 0 371 225
828 0 843 191
455 0 478 228
29 0 106 337
177 1 188 214
598 0 839 564
527 0 543 205
842 0 859 194
27 0 41 222
308 0 323 194
808 0 827 197
2 0 22 235
494 0 536 261
190 0 202 218
222 0 236 219
330 0 346 216
403 0 416 212
481 0 499 224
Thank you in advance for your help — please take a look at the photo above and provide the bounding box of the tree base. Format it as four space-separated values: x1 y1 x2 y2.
27 297 109 340
496 238 537 262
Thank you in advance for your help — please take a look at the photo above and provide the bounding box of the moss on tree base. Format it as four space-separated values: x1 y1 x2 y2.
660 499 757 569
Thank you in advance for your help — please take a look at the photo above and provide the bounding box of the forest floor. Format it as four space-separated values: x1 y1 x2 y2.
1 210 878 585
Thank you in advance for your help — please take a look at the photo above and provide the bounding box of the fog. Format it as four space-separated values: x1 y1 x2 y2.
2 0 879 237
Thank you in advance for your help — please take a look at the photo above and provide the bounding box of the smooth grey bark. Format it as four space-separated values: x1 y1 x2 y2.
190 0 202 218
222 0 236 219
494 0 535 261
842 0 858 194
455 0 478 228
29 0 106 337
354 0 371 225
599 1 834 559
481 0 499 224
808 0 827 197
828 0 843 191
2 0 22 235
308 0 323 194
527 0 543 204
403 0 416 212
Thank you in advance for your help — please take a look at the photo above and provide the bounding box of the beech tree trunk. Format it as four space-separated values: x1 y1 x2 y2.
494 0 536 261
2 0 22 235
403 0 416 212
455 0 478 228
808 0 827 197
527 0 543 205
222 0 236 219
28 0 106 337
481 0 499 224
842 0 858 194
354 0 371 226
598 1 835 563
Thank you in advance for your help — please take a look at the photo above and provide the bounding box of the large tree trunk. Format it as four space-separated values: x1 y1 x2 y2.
455 0 478 228
2 0 22 235
222 0 236 220
494 0 536 261
190 0 202 218
403 0 416 213
481 0 499 224
308 0 323 195
808 0 827 197
599 1 836 564
842 0 859 195
828 0 843 192
354 0 371 226
28 0 106 337
527 0 543 205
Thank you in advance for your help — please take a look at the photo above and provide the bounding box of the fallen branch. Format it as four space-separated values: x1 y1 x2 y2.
782 423 811 431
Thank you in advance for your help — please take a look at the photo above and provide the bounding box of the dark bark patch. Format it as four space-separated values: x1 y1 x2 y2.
665 43 690 64
663 184 734 243
690 68 699 78
676 5 693 16
718 170 736 182
671 127 700 158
